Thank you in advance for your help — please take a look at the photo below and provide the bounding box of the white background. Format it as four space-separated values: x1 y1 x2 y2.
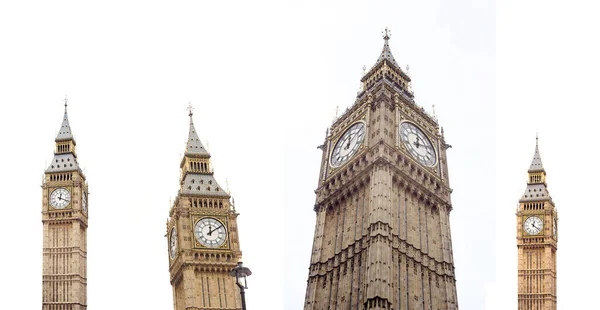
0 1 498 309
490 1 600 309
283 1 494 310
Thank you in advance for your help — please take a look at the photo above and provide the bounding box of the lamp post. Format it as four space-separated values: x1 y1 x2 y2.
230 261 252 310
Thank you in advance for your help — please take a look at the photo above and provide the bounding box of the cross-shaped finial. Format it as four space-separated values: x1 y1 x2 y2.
187 102 194 117
383 27 391 40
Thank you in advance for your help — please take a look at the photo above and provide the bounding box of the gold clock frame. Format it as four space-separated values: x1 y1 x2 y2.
48 186 73 210
523 214 544 236
192 216 230 250
168 227 178 260
397 120 438 167
329 120 367 169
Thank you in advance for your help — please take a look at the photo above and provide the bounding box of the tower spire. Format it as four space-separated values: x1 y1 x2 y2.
46 97 80 174
56 95 73 141
185 104 209 157
521 135 550 200
528 135 544 173
375 27 399 68
361 28 411 92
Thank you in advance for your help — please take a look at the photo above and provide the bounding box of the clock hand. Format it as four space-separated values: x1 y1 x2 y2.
344 134 355 150
209 224 224 236
413 138 420 148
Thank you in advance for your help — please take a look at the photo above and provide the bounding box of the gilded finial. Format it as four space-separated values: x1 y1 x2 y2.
187 102 194 117
383 27 391 41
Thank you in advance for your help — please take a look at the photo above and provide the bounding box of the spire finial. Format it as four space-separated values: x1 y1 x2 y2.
187 102 194 118
383 27 391 41
536 132 539 147
64 95 68 111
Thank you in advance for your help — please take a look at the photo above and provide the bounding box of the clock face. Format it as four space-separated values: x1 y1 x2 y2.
524 216 543 235
49 188 71 209
399 122 437 167
169 228 178 259
194 217 227 248
330 122 366 167
82 192 88 214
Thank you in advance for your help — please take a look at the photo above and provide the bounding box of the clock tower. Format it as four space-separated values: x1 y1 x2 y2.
42 100 89 309
304 30 459 310
167 107 244 310
517 139 557 309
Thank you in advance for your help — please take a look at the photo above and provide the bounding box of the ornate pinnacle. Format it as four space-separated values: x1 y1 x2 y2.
383 27 391 41
187 102 194 117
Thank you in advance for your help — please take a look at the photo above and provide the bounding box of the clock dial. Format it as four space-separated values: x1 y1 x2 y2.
524 216 543 235
194 217 227 248
169 228 178 259
49 188 71 209
82 192 88 214
330 122 366 167
399 122 437 167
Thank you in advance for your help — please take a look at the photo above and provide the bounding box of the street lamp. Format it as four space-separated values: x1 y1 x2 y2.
230 261 252 310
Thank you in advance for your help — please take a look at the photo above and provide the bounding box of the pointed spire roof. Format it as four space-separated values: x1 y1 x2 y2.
520 135 551 202
179 104 229 198
362 28 410 84
46 97 80 173
185 105 209 157
528 135 544 172
55 97 73 141
375 28 400 68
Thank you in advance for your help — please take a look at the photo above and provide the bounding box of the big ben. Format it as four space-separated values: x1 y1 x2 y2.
304 30 459 310
41 100 89 309
516 139 557 309
167 107 244 310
